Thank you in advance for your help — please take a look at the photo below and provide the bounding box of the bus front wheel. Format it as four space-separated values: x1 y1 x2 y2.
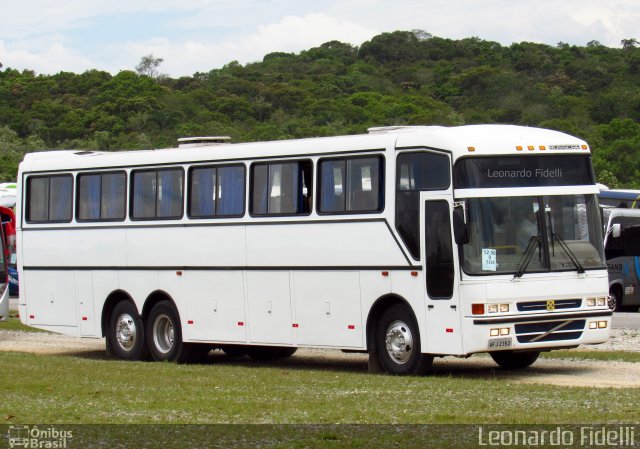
490 350 540 370
108 300 149 361
376 304 433 375
146 300 193 363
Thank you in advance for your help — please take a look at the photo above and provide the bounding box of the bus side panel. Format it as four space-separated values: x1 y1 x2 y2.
23 270 78 330
179 271 247 343
22 228 127 268
75 271 96 336
246 222 407 267
292 271 363 348
246 271 293 345
126 226 247 267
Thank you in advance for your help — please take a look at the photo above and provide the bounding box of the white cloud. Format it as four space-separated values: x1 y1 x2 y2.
2 0 639 76
0 39 103 74
124 13 378 76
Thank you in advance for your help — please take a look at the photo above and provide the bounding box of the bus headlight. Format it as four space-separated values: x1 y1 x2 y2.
487 303 509 313
586 297 608 307
589 321 608 329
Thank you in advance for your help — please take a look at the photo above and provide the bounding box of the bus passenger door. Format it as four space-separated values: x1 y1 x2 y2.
421 195 462 354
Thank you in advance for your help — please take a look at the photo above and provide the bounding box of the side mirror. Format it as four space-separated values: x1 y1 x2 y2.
611 223 621 239
453 207 469 245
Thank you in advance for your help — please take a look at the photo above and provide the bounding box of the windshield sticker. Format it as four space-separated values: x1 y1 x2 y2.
482 248 497 271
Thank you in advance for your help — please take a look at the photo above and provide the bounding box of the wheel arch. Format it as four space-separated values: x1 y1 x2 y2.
101 289 135 338
365 293 415 354
609 281 624 299
142 290 178 322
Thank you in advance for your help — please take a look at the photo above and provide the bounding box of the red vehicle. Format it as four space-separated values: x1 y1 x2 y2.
0 206 17 296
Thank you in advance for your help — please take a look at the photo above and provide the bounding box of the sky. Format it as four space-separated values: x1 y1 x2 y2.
1 0 639 77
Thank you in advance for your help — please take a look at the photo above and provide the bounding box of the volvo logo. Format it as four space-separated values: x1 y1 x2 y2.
546 300 556 311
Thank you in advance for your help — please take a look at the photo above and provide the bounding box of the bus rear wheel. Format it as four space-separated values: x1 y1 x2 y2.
108 300 149 361
490 350 540 370
146 300 193 363
376 304 433 375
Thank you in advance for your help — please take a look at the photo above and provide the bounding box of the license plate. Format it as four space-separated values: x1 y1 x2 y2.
488 337 512 348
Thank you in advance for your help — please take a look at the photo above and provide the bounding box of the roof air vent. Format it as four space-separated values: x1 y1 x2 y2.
177 136 231 148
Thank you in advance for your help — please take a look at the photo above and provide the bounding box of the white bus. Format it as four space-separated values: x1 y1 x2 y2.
17 125 612 374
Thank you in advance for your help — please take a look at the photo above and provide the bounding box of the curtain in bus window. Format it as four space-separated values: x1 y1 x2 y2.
299 162 312 214
287 163 299 214
49 176 72 222
78 174 101 220
267 163 298 214
320 160 345 212
102 173 126 220
252 165 269 215
157 170 183 218
27 177 49 222
190 167 215 217
218 166 244 216
348 158 380 211
133 171 157 219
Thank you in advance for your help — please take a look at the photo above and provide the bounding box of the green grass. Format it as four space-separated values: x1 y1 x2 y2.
0 312 48 332
542 350 640 363
0 351 638 426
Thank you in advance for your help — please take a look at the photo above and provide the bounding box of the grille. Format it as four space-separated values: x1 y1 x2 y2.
515 319 585 344
516 299 582 312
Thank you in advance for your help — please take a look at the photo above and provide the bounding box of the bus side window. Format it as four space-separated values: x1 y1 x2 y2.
250 161 312 216
395 152 451 260
26 174 73 223
131 168 184 220
318 156 383 214
189 165 245 218
77 171 126 222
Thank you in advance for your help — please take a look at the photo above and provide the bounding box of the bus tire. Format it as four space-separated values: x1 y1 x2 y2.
376 304 433 375
609 286 622 312
108 300 149 361
490 350 540 370
146 300 192 363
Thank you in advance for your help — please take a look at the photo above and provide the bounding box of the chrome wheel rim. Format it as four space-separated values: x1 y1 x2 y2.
115 313 137 351
385 320 414 364
153 314 174 354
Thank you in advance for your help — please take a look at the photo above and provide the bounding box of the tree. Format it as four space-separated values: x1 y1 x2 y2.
135 54 165 79
621 38 638 50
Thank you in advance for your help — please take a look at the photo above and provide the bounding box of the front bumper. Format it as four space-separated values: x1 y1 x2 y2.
464 309 613 353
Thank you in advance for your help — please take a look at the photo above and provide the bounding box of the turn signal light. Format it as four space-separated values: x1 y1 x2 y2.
472 304 485 315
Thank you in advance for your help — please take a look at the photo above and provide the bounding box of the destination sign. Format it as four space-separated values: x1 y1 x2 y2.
454 155 594 189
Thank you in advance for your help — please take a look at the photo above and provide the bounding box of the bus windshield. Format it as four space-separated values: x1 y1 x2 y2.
461 194 605 275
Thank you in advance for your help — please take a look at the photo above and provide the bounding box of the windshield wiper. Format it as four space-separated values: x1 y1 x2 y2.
551 233 585 274
513 236 540 279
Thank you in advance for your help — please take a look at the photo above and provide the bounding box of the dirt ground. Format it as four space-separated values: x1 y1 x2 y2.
1 329 639 388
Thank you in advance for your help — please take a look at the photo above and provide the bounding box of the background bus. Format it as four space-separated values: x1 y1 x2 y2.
0 206 18 296
600 187 640 311
0 224 9 320
17 125 612 374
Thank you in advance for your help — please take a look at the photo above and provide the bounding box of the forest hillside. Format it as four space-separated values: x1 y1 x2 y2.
1 31 639 186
